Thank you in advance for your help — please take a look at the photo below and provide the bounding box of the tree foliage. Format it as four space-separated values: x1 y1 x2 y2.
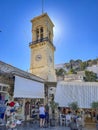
84 70 98 82
50 100 59 114
55 58 98 77
91 101 98 109
68 101 79 111
80 62 88 70
55 68 66 76
68 68 77 74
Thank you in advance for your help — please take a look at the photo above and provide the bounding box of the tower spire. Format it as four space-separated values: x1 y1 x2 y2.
42 0 44 14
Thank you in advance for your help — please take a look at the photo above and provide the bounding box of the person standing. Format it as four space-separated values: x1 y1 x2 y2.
0 94 6 125
5 103 11 123
66 111 72 126
96 112 98 130
39 104 45 128
45 104 49 127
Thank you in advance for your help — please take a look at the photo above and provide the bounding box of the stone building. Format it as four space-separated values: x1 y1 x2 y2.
29 13 56 82
0 61 45 120
29 13 57 108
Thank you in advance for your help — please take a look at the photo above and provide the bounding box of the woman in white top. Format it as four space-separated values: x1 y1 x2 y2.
66 111 72 126
39 104 45 128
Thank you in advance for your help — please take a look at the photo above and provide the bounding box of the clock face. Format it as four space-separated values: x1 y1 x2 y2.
35 54 42 61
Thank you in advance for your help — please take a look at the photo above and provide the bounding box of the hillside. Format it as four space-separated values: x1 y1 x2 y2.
55 58 98 82
55 58 98 72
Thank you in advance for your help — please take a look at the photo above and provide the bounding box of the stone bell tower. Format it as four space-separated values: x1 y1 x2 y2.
29 13 56 82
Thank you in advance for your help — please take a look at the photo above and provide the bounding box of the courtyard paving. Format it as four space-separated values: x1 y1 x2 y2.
0 122 96 130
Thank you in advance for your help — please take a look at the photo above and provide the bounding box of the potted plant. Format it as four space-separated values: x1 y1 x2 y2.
91 101 98 121
68 101 79 113
49 100 59 126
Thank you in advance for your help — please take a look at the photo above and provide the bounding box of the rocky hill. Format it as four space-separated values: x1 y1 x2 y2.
55 58 98 73
55 58 98 82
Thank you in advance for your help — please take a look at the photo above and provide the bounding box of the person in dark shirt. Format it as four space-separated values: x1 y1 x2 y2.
45 110 49 127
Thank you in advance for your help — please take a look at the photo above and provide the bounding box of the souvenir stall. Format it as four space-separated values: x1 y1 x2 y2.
0 83 9 125
13 75 45 121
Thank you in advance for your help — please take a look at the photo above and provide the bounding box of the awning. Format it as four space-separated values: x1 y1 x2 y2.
54 81 98 108
14 75 44 98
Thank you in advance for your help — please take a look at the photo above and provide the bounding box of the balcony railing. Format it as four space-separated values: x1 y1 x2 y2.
29 37 55 50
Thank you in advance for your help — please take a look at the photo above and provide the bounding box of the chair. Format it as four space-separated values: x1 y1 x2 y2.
59 114 66 126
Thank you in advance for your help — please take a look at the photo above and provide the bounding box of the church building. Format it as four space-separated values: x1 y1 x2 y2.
29 13 56 82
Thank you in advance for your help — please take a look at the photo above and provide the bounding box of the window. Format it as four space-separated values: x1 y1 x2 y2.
0 84 8 92
40 34 43 41
36 27 44 41
2 86 8 91
49 31 51 41
36 28 39 40
40 27 43 33
40 27 44 40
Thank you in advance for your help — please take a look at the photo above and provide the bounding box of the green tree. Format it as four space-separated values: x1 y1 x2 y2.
80 62 88 70
50 100 59 119
91 101 98 121
68 68 77 74
68 102 79 111
50 100 59 113
84 70 98 82
55 68 66 76
91 101 98 109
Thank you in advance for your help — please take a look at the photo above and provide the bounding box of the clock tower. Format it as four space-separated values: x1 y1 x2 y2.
29 13 56 82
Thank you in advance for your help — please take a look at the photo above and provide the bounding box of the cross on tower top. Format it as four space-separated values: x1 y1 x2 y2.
42 0 44 14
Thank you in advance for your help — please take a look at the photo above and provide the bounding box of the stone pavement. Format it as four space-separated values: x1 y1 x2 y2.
0 122 96 130
0 126 96 130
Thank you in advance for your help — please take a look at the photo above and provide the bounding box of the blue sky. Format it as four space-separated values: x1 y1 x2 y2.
0 0 98 71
